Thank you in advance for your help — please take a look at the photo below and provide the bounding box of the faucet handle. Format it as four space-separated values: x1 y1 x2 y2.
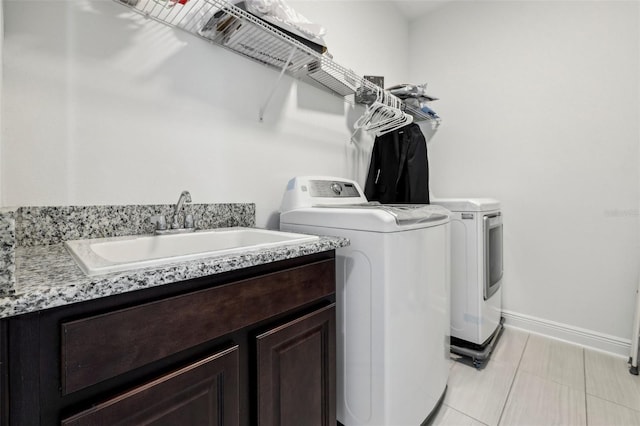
150 214 167 231
185 214 194 229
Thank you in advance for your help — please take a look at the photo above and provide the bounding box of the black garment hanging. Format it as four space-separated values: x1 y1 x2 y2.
364 123 430 204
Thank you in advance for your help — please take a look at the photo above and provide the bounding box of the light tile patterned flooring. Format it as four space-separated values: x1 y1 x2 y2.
430 327 640 426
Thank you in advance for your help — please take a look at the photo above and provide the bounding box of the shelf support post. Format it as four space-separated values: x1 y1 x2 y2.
258 46 298 122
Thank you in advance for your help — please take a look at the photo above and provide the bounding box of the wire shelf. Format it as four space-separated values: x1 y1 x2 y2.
114 0 440 126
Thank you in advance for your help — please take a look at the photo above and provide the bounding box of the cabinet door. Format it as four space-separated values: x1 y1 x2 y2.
257 304 336 426
61 346 239 426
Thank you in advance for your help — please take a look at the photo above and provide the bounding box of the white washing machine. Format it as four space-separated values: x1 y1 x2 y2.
280 176 450 426
430 198 503 354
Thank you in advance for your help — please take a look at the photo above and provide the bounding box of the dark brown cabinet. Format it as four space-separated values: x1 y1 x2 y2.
61 346 240 426
257 304 336 426
1 252 336 426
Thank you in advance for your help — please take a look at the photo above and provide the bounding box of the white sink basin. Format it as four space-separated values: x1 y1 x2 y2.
65 227 319 276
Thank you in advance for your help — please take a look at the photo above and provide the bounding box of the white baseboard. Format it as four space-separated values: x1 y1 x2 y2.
501 309 631 358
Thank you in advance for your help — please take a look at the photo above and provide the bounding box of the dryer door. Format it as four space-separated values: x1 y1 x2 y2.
484 213 503 300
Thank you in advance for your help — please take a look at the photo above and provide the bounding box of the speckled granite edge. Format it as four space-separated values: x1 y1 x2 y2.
16 204 255 247
0 203 254 295
1 235 349 319
0 211 16 297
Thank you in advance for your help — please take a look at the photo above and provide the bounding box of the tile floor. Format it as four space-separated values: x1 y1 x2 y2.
430 327 640 426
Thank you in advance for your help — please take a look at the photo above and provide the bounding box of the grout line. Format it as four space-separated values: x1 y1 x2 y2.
581 351 640 411
584 348 589 425
508 333 588 392
496 332 530 426
446 405 490 426
586 395 640 415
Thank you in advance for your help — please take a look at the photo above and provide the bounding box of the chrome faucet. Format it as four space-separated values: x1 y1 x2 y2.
150 190 195 235
171 190 192 229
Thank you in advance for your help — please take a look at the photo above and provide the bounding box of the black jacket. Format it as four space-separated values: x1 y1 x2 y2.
364 123 430 204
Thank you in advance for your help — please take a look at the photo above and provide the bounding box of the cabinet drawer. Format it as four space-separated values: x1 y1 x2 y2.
61 259 335 395
61 345 240 426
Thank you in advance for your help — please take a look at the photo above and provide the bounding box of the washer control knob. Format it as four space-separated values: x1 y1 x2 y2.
330 182 343 195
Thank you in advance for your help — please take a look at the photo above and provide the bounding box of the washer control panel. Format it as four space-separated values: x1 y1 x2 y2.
309 180 361 198
281 176 368 212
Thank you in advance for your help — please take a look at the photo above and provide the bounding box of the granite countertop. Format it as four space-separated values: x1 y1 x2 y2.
0 235 348 319
0 203 348 319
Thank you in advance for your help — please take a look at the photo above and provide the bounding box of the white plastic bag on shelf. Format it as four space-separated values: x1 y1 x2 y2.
245 0 326 45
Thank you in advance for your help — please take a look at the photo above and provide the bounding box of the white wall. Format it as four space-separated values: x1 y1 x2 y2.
1 0 408 228
0 0 3 204
5 0 637 354
409 1 640 352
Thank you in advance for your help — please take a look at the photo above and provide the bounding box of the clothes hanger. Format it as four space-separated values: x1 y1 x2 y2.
370 89 415 135
353 86 413 136
374 112 413 136
364 91 407 133
353 87 385 130
365 105 404 132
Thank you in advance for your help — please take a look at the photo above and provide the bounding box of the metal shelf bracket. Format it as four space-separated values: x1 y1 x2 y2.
259 46 298 122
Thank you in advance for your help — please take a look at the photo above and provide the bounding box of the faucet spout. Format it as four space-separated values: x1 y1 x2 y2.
172 190 192 229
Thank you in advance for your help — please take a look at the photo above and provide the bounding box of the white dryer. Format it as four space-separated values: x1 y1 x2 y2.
430 198 503 357
280 176 450 426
